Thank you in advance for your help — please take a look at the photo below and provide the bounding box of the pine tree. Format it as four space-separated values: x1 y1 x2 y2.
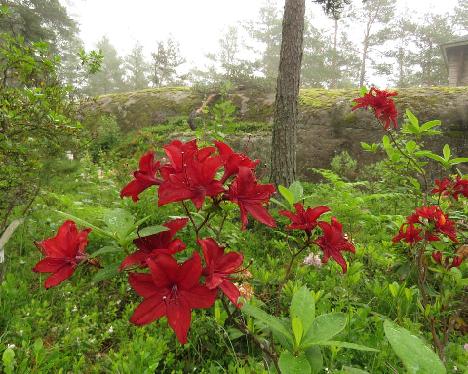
150 38 185 87
85 36 126 95
125 42 149 90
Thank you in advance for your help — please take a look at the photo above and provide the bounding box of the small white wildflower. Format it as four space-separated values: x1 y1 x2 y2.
453 366 457 372
72 305 78 312
7 344 16 349
116 300 121 305
464 343 468 351
108 326 114 334
19 330 23 336
303 253 322 267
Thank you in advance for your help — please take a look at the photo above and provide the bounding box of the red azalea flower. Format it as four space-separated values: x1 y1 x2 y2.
397 206 457 243
120 218 188 270
452 176 468 200
214 141 259 183
129 253 217 344
121 151 163 202
432 176 467 201
225 166 276 230
352 87 398 130
432 251 443 264
315 217 355 273
431 252 463 269
279 203 330 234
431 178 451 197
392 223 423 244
449 256 463 269
160 139 215 178
33 220 91 288
158 151 224 209
198 238 244 307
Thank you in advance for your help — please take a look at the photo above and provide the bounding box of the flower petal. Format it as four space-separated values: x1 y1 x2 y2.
130 295 166 325
44 264 75 288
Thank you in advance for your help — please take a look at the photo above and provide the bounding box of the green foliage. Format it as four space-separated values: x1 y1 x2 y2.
383 320 446 374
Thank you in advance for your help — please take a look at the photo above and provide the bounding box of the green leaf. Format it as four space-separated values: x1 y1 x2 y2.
279 351 311 374
138 225 169 237
241 303 293 344
406 109 419 127
290 286 315 335
92 263 120 283
360 142 372 151
292 317 304 346
383 320 446 374
450 157 468 165
318 341 378 352
289 181 304 203
420 120 441 131
420 151 445 164
89 245 122 259
103 208 135 239
305 346 323 374
279 185 294 206
405 141 417 153
302 313 347 348
442 144 451 161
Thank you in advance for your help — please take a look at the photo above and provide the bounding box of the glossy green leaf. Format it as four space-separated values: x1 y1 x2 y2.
278 185 294 206
318 341 378 352
292 317 303 346
89 245 122 258
279 351 311 374
302 312 347 348
289 181 304 202
442 144 450 160
305 346 323 374
384 320 446 374
290 286 315 335
242 303 293 344
138 225 169 237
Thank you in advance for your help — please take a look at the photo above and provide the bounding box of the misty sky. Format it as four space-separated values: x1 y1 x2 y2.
63 0 458 78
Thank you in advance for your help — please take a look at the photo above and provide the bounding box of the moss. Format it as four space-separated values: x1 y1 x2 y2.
83 86 468 133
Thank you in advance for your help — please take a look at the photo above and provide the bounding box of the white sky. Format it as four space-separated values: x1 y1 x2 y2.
63 0 459 78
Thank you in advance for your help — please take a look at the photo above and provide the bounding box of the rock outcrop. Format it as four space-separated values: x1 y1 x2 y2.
82 86 468 179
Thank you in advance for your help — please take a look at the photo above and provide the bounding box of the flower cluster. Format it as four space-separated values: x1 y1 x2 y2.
393 206 458 244
431 251 463 270
432 176 468 201
352 87 398 130
280 203 355 273
32 220 92 289
121 140 275 230
128 236 245 344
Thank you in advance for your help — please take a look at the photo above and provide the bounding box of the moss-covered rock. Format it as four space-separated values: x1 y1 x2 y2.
82 86 468 179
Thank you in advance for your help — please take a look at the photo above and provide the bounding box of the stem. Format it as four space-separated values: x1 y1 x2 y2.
276 237 310 304
221 298 281 373
387 131 428 202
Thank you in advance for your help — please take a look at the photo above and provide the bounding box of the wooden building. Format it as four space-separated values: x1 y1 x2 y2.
441 35 468 86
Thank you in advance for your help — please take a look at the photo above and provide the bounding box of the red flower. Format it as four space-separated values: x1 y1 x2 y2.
158 148 224 210
432 251 443 264
33 220 91 288
449 256 463 269
352 87 398 130
225 167 276 230
431 251 463 269
315 217 355 273
431 178 451 197
432 176 468 201
392 223 423 244
395 206 457 244
279 203 330 234
161 139 213 177
129 253 217 344
121 151 162 202
198 238 243 307
452 176 468 200
120 218 188 270
214 141 259 183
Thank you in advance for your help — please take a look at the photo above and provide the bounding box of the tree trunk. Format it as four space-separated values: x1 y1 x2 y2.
359 36 368 87
270 0 305 187
0 219 24 281
331 17 338 88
